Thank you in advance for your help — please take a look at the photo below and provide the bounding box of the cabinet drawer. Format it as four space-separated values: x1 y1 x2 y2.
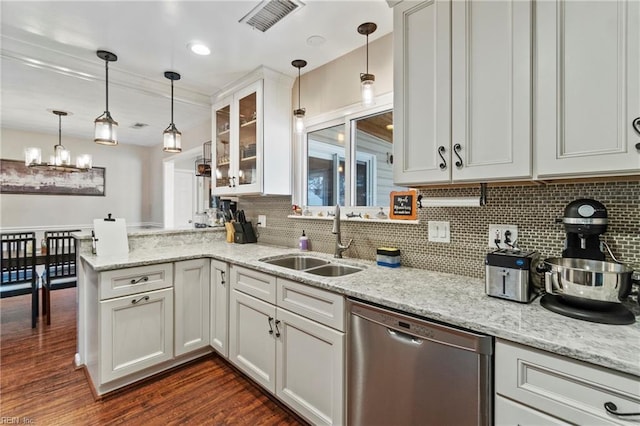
230 265 276 304
277 278 344 331
100 263 173 300
496 340 640 425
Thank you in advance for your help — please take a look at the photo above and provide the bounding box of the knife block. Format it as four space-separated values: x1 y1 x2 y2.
233 222 257 244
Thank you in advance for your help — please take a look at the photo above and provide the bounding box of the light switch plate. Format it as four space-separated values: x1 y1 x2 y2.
428 221 450 243
258 215 266 228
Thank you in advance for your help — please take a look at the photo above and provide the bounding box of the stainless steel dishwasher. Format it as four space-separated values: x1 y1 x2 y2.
347 299 493 426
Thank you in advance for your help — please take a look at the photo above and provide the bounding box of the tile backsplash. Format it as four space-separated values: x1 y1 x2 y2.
239 181 639 278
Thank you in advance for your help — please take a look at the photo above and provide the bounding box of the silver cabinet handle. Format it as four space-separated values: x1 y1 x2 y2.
267 316 274 335
274 319 281 338
131 295 150 305
220 270 225 286
604 402 640 417
453 143 463 168
130 276 149 285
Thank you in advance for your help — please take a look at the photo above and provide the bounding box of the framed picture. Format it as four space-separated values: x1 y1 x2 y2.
389 190 417 220
0 159 106 196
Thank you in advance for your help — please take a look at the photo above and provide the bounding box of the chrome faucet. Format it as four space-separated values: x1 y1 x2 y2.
332 204 353 258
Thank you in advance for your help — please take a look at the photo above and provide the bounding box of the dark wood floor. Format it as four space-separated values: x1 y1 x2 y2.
0 288 305 425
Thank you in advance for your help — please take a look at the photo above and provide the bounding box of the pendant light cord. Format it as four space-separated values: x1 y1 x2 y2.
171 79 175 125
104 59 109 113
297 67 301 110
366 34 369 75
57 113 62 147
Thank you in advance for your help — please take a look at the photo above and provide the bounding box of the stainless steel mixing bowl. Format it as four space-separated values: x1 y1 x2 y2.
543 257 634 304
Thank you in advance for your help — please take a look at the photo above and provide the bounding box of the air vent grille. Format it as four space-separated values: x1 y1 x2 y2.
240 0 304 32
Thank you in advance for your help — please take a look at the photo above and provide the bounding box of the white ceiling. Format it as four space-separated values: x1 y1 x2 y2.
0 0 392 148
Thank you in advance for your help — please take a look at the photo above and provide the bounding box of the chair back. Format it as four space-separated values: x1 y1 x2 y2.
45 235 77 281
1 232 36 284
44 229 81 238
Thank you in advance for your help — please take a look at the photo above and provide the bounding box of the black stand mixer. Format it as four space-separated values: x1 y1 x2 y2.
540 199 636 325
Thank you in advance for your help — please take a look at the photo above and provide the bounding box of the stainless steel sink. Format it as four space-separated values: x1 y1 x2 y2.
261 255 329 270
305 264 363 277
260 255 363 277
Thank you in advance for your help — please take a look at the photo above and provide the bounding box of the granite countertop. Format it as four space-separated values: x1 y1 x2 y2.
80 241 640 378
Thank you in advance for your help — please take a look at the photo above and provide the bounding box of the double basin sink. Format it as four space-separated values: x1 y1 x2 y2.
260 254 363 277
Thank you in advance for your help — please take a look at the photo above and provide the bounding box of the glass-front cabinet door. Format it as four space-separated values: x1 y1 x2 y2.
236 84 259 192
212 80 262 195
214 101 231 191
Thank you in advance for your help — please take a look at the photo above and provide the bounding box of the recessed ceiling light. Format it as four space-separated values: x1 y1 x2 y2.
188 42 210 56
306 35 326 47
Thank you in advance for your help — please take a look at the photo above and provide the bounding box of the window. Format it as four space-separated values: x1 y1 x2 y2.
303 103 408 208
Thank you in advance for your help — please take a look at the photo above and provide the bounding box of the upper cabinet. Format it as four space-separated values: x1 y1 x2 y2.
212 67 294 196
393 0 532 186
535 0 640 178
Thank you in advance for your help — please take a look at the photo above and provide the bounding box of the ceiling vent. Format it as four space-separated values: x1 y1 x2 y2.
239 0 304 32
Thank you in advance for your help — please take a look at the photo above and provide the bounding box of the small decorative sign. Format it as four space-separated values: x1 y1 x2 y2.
389 190 417 220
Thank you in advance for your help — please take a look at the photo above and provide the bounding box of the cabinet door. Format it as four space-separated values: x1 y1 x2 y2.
174 259 210 356
393 0 452 185
451 0 532 181
234 80 262 194
100 287 173 383
276 307 345 426
229 289 276 392
213 97 232 194
536 0 640 177
210 259 229 357
495 395 571 426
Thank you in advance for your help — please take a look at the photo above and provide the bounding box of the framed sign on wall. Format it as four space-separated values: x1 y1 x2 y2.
389 190 417 220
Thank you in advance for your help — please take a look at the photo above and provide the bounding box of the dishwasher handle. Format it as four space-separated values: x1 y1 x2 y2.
388 329 423 345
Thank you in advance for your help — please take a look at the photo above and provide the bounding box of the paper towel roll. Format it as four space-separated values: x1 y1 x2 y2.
421 197 481 207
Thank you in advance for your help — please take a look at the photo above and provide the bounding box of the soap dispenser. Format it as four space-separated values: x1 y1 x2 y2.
299 230 309 251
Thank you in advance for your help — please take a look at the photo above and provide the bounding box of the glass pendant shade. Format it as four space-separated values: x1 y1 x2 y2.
54 144 71 166
163 124 182 153
360 74 375 107
76 154 93 169
94 112 118 145
294 108 306 134
24 147 41 166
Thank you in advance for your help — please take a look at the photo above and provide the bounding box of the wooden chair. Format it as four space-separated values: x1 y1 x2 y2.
41 230 80 325
1 232 38 328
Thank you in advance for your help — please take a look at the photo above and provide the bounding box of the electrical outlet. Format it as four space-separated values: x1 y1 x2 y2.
258 215 266 228
428 221 450 243
488 224 518 249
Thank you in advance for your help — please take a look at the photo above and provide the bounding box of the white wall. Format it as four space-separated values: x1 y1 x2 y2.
0 127 151 233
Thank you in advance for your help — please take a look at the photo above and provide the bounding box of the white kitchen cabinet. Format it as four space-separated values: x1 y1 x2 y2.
229 288 277 391
275 307 344 426
393 0 532 185
174 259 210 356
229 266 345 425
100 287 174 383
535 0 640 178
495 339 640 425
210 259 230 358
212 67 293 196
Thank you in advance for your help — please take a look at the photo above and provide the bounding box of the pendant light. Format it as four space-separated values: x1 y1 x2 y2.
163 71 182 153
94 50 119 146
25 110 92 171
358 22 377 107
291 59 307 134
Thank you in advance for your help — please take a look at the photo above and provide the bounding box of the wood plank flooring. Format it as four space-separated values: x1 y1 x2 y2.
0 288 306 425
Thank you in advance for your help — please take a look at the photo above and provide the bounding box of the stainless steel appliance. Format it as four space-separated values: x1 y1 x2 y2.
541 198 637 324
347 299 493 426
485 249 539 303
